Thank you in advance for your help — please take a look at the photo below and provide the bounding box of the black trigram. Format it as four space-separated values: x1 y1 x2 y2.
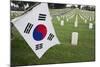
35 43 43 50
47 33 54 41
24 23 33 34
38 14 46 21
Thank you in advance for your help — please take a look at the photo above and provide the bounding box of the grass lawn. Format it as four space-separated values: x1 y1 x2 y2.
11 8 95 66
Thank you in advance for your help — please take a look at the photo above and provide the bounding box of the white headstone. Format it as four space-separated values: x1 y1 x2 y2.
71 32 78 45
66 18 69 22
60 20 64 26
57 16 60 21
90 17 92 21
74 15 78 27
89 23 93 29
85 19 87 23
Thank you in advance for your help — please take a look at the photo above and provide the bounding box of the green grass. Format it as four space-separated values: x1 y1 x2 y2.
11 8 95 66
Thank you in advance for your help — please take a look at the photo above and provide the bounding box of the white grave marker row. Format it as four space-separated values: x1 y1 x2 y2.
74 15 78 28
85 19 87 23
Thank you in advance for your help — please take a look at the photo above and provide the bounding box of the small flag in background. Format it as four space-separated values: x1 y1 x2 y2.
12 3 60 58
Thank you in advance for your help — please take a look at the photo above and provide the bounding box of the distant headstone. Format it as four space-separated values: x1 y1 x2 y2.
90 17 92 21
85 19 87 23
66 18 69 22
74 15 78 27
57 16 60 21
71 32 78 45
89 23 93 29
60 20 64 26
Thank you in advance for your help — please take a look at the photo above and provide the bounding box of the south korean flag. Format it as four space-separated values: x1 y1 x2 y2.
12 3 60 58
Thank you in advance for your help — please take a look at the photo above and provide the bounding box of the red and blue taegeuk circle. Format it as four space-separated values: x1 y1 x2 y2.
33 24 47 41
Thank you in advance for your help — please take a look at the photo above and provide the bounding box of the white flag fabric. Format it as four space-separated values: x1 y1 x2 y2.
12 3 60 58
